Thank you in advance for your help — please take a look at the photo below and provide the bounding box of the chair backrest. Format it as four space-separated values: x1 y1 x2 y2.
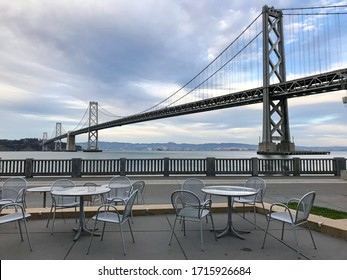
181 178 206 203
244 177 266 202
108 176 132 199
2 177 27 204
295 191 316 224
122 189 138 221
171 190 202 217
132 181 145 194
50 179 76 203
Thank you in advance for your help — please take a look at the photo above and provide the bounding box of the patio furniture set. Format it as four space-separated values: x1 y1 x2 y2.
0 176 317 258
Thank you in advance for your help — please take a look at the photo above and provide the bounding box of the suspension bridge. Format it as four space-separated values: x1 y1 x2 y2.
42 5 347 154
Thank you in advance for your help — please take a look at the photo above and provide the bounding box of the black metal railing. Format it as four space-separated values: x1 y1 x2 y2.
0 157 345 178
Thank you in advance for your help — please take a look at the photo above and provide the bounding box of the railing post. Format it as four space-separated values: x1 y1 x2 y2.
25 158 34 178
293 157 301 176
71 158 82 178
334 157 346 176
206 157 216 177
164 157 170 177
251 157 259 176
120 158 126 176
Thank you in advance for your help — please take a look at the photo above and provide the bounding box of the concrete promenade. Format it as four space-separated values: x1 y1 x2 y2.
0 175 347 260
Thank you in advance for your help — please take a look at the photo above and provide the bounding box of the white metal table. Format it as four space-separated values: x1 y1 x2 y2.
27 186 52 208
52 186 110 241
202 185 257 239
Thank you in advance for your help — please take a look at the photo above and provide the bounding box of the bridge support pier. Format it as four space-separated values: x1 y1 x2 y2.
67 133 76 151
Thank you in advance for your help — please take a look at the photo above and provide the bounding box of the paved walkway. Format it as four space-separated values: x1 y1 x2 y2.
1 175 347 260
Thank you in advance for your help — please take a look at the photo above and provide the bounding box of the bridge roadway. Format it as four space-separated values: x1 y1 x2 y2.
45 68 347 144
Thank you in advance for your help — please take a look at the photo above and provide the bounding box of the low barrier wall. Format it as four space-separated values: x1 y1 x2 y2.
0 157 346 178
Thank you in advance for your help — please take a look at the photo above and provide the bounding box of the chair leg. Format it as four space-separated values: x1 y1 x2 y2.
307 223 317 249
46 206 53 228
281 222 285 240
169 218 178 246
119 224 126 255
253 204 257 228
261 202 268 221
51 207 57 235
101 222 107 241
17 220 24 241
127 219 135 243
261 218 271 249
22 219 33 251
200 220 204 251
86 219 98 255
209 213 217 241
291 225 300 259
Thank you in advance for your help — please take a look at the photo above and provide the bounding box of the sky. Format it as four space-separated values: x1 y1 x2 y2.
0 0 347 147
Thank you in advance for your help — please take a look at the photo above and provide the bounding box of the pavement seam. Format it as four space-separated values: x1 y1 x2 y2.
165 215 188 260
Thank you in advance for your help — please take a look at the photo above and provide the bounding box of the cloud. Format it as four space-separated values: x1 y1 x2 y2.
0 0 346 147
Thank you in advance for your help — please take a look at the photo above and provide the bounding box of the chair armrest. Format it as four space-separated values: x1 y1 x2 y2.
201 199 212 210
95 204 121 218
110 197 127 204
286 198 300 206
269 202 295 222
0 202 25 213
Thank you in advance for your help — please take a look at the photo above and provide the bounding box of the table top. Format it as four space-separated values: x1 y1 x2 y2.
51 186 110 196
27 186 51 192
202 185 257 197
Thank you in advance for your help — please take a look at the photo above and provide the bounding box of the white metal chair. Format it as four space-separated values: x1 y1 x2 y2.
0 177 28 208
261 191 317 258
87 190 138 255
106 176 132 205
131 180 146 204
234 177 266 226
46 179 79 234
169 189 217 251
181 178 208 205
83 182 104 206
0 202 32 251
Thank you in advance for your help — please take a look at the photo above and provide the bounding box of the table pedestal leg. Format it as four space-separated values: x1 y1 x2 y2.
216 197 250 239
73 197 99 241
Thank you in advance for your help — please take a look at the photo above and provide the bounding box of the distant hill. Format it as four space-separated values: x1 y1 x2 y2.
78 141 257 151
77 141 347 152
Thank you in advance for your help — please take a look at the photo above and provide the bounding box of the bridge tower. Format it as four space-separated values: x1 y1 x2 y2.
42 132 48 151
258 5 295 154
86 101 99 151
54 122 62 151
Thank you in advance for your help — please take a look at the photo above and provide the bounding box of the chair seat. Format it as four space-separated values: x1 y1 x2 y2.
0 212 31 224
107 197 128 203
234 197 255 203
269 211 293 224
178 208 209 219
55 201 79 208
0 199 15 207
92 212 123 224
